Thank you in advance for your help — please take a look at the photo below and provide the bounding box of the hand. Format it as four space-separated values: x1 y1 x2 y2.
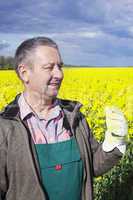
105 106 128 137
102 106 128 152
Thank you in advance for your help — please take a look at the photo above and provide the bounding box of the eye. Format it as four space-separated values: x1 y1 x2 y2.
57 63 64 69
42 62 64 70
42 63 54 70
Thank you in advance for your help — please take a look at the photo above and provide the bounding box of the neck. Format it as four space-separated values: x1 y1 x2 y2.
23 90 55 114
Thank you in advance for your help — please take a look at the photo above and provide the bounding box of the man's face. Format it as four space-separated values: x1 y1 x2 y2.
25 45 64 100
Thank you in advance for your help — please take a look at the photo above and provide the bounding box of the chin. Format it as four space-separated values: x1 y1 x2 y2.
50 88 59 95
48 91 58 98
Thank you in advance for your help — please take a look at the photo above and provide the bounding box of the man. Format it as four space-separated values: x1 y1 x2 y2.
0 37 127 200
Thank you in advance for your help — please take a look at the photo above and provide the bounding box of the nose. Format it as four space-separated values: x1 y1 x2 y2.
52 64 64 80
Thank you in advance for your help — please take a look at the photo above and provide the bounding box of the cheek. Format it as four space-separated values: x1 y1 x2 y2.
61 72 64 80
27 70 53 92
32 71 51 84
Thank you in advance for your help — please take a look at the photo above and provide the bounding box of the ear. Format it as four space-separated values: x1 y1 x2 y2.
18 64 30 83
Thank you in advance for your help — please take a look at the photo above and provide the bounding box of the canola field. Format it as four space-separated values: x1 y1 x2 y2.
0 68 132 141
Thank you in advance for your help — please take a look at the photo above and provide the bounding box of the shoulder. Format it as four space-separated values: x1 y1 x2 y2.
0 117 14 145
57 98 83 112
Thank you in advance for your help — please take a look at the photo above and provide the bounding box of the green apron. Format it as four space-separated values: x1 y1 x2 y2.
35 137 83 200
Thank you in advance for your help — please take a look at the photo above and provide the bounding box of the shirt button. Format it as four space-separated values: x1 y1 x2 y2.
55 164 62 171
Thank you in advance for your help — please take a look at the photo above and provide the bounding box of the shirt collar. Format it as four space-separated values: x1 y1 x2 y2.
18 93 33 120
18 93 62 121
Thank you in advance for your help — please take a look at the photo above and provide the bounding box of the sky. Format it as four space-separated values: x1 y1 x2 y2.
0 0 133 66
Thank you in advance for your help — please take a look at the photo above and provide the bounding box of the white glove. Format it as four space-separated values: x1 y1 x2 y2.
102 106 128 153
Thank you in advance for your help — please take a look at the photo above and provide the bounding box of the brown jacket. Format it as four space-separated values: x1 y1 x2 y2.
0 95 123 200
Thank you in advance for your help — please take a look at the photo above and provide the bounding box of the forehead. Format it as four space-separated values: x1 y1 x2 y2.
32 45 61 64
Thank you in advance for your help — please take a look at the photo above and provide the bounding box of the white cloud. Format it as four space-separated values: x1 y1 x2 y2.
1 0 133 65
77 31 102 38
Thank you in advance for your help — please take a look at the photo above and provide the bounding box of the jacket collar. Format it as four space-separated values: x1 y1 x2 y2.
0 93 83 121
0 94 21 119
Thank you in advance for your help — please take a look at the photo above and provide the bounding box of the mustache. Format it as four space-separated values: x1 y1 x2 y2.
49 79 62 84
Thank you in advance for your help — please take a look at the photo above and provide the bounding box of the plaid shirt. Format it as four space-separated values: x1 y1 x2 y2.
18 93 72 144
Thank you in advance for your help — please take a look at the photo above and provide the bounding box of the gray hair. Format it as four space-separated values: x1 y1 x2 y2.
14 36 58 77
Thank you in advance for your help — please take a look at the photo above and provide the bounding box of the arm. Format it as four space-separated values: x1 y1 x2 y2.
0 127 8 200
81 114 123 177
